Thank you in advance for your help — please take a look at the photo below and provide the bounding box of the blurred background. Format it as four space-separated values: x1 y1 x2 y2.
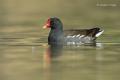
0 0 120 42
0 0 120 26
0 0 120 80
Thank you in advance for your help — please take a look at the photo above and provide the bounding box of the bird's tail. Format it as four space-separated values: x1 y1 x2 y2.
95 29 104 37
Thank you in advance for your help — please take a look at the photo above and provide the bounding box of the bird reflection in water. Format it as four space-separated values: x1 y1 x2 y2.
43 44 63 80
43 42 103 68
42 42 103 80
43 44 63 68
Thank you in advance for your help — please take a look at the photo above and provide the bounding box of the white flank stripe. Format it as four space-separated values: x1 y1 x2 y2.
76 34 80 37
79 35 85 38
67 36 72 38
72 35 76 38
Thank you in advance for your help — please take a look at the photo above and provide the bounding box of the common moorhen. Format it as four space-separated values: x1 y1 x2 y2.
43 17 104 45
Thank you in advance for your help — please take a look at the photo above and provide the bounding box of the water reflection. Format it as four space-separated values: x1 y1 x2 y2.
0 41 120 80
42 42 104 80
43 44 63 67
46 44 63 58
43 44 63 80
43 42 103 66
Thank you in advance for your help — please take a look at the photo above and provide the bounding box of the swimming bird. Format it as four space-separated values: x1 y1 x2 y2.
43 17 104 45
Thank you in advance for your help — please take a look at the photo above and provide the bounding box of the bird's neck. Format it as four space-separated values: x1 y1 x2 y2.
51 25 63 33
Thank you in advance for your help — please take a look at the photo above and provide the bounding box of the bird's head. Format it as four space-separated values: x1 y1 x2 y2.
43 17 63 30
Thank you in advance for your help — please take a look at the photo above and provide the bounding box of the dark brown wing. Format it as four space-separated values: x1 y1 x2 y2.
64 28 100 37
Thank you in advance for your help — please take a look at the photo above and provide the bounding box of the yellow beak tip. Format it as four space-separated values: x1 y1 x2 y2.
43 26 47 29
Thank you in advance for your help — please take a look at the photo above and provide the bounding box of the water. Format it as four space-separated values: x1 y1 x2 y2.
0 26 120 80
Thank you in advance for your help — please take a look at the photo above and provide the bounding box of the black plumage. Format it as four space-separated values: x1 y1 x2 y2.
43 17 104 45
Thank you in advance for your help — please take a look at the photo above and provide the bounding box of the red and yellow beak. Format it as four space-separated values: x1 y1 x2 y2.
43 23 50 29
43 18 51 29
